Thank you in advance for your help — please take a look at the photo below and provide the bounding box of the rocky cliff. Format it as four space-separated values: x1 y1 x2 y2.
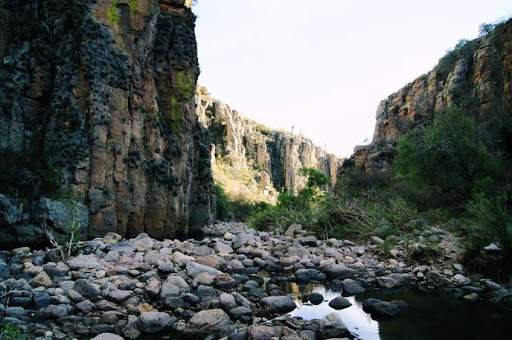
0 0 214 246
336 19 512 189
196 87 340 203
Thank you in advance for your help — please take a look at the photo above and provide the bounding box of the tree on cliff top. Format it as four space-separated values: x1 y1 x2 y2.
395 107 495 200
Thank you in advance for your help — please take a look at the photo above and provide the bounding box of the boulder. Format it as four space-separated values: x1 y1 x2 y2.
259 296 297 315
295 268 326 282
328 296 352 310
160 276 190 299
37 198 89 231
183 309 233 339
370 236 385 245
248 325 277 340
105 242 137 255
102 232 123 245
171 251 195 268
214 241 234 254
376 276 403 289
317 312 350 338
362 298 407 317
323 264 359 280
453 274 471 286
92 333 124 340
232 233 255 249
299 235 319 247
186 261 223 278
0 194 21 225
138 312 176 333
67 254 100 270
73 279 101 299
308 292 324 305
30 271 52 288
285 223 303 237
229 306 253 320
341 279 365 296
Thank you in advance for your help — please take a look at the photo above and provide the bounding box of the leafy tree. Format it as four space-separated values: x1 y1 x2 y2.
395 108 495 200
298 167 331 191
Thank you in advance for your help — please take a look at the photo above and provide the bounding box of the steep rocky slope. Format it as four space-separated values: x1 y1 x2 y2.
0 0 214 245
336 19 512 188
196 87 340 203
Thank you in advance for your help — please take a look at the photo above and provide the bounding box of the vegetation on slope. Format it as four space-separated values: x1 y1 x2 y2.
225 106 511 280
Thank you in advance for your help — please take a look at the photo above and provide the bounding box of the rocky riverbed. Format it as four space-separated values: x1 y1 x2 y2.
1 222 511 340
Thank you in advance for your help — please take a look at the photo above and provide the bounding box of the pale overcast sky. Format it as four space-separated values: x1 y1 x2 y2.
193 1 512 157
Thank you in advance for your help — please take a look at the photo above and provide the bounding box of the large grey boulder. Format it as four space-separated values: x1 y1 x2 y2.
322 264 359 279
259 296 297 315
105 242 137 255
186 261 222 278
341 278 365 295
37 198 89 231
73 279 101 299
317 312 350 338
295 268 326 282
160 276 190 299
376 276 403 289
214 241 234 254
183 309 233 339
362 298 407 317
92 333 124 340
248 325 277 340
67 254 101 270
138 312 176 333
0 194 21 225
232 233 256 249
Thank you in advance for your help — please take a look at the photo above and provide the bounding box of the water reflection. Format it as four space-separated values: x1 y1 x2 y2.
266 275 512 340
290 285 380 340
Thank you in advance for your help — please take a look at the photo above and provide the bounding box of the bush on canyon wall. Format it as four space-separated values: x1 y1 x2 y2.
395 107 497 202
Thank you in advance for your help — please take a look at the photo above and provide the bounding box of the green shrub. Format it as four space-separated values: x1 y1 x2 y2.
214 184 232 221
466 191 512 254
395 107 496 202
436 39 478 76
298 167 331 190
0 323 24 340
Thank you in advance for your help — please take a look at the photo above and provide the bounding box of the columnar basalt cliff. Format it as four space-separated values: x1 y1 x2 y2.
196 87 340 202
336 19 512 190
0 0 214 246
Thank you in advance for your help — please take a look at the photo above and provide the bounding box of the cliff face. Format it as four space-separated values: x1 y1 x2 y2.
196 87 340 202
336 19 512 189
0 0 214 245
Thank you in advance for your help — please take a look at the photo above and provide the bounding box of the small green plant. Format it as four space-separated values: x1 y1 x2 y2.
41 200 83 260
176 71 196 101
106 0 119 29
0 323 23 340
130 0 139 13
169 96 182 133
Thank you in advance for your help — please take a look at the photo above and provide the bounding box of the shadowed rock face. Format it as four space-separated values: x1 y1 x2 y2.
196 87 340 200
0 0 213 241
335 19 512 190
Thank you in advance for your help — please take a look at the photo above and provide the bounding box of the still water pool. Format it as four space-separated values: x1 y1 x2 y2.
279 280 512 340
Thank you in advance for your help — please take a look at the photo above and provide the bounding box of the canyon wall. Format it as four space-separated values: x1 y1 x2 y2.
196 87 340 203
0 0 214 246
336 19 512 190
